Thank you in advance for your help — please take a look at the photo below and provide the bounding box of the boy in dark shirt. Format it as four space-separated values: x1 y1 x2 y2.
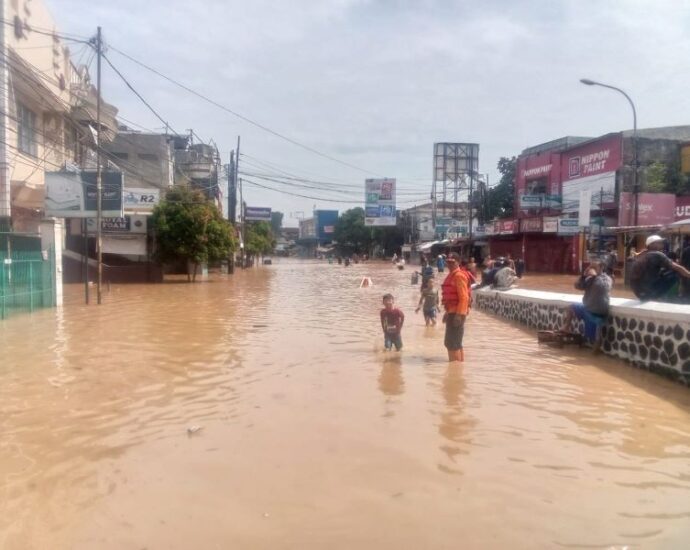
380 293 405 351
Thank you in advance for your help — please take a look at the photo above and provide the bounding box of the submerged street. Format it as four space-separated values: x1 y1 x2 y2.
1 260 690 549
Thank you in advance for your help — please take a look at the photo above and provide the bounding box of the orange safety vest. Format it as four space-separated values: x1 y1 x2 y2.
441 268 461 308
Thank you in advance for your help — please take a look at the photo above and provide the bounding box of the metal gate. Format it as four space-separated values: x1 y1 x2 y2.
0 234 56 320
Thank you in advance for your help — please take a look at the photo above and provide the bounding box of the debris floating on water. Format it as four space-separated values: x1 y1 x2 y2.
187 425 203 435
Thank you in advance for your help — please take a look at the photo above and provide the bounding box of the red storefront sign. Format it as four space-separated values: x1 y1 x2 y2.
520 217 543 232
675 196 690 221
515 152 561 215
561 135 622 181
618 192 676 226
494 219 518 235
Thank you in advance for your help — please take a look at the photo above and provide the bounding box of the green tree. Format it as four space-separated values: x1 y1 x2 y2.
333 207 372 255
270 211 284 235
644 161 668 193
245 221 275 260
152 185 236 282
486 156 516 220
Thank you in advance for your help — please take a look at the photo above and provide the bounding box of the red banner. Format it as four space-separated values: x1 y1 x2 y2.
675 195 690 221
561 135 622 182
520 217 543 232
618 192 676 226
494 219 518 235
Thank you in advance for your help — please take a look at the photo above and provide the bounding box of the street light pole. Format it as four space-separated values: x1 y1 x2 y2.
579 79 638 225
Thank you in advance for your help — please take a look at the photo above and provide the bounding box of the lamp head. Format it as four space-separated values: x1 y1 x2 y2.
580 78 596 86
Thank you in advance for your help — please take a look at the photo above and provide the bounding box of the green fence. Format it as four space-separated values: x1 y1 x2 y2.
0 247 56 320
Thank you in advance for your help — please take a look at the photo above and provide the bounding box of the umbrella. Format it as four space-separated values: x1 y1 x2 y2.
662 218 690 235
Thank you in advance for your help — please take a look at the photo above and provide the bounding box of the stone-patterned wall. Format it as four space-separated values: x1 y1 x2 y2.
474 290 690 385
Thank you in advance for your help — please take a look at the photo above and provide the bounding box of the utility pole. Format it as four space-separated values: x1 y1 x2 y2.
95 26 103 304
0 0 11 231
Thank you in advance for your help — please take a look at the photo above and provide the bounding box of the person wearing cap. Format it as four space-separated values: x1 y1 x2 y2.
630 235 690 302
441 252 470 362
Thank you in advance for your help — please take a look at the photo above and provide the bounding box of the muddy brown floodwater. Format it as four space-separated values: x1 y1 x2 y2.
1 259 689 549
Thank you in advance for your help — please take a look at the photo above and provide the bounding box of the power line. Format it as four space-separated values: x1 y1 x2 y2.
107 44 388 177
101 52 181 137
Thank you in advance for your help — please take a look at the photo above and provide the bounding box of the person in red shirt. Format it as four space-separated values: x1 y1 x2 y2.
441 253 470 362
380 293 405 351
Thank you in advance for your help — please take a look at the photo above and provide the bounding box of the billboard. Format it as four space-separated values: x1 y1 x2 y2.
45 171 124 218
618 192 676 226
245 206 272 221
561 135 622 213
123 188 160 212
364 178 396 226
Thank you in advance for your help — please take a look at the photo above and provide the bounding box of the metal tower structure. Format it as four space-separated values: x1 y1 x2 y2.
431 143 479 237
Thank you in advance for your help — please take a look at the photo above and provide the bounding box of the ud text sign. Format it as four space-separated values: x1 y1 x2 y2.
45 171 123 218
245 207 272 221
364 178 396 226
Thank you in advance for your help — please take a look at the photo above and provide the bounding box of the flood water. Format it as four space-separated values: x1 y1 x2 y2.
1 259 689 549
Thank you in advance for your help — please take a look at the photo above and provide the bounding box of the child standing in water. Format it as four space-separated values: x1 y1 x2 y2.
380 293 405 351
415 278 439 326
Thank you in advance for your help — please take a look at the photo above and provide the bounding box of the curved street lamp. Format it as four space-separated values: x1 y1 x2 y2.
579 78 639 226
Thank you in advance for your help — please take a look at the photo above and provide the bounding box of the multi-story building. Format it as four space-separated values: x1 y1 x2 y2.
297 209 338 256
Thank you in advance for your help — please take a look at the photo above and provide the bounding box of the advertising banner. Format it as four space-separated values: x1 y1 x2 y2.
578 190 592 227
45 171 124 218
618 192 676 226
69 215 148 235
516 152 561 202
519 194 544 209
674 195 690 221
245 206 272 221
520 217 543 232
123 187 160 212
561 135 621 213
494 219 517 235
557 217 580 235
543 216 559 233
364 178 396 226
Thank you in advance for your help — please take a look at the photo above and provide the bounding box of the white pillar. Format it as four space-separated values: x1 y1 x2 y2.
41 219 64 307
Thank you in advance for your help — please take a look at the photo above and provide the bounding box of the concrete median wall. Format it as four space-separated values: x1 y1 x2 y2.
474 287 690 385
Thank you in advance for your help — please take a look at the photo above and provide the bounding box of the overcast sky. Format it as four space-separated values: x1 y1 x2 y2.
48 0 690 226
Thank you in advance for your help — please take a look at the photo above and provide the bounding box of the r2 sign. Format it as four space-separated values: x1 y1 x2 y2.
123 188 160 212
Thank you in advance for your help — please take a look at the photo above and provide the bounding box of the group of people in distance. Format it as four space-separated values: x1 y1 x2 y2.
380 252 473 362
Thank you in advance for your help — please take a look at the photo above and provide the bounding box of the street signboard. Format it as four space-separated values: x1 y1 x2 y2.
364 178 396 226
557 217 579 235
45 171 124 218
245 206 272 221
123 187 160 212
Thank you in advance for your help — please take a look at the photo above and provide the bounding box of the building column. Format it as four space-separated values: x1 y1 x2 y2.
41 219 64 307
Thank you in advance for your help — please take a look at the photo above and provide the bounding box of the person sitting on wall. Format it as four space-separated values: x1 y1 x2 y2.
560 261 611 350
493 260 518 290
630 235 690 302
479 257 504 288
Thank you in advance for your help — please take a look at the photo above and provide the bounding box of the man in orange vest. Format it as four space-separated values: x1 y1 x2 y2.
441 252 470 362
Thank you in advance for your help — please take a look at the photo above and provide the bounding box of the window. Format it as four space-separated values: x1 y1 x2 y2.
112 152 129 160
17 103 37 156
138 153 158 162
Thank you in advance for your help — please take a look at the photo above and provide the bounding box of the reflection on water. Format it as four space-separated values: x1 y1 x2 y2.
0 259 689 549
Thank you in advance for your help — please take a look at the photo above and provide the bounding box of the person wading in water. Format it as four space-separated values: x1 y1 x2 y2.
441 252 470 362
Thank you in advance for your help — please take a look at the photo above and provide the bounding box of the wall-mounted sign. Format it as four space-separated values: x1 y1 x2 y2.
124 188 160 212
557 217 579 235
618 192 676 226
543 216 559 233
46 171 123 218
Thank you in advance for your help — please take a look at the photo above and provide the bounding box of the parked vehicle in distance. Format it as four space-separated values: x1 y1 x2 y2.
263 257 273 265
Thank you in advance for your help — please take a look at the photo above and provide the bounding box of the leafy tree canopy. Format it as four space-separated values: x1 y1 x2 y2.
270 211 284 235
486 156 516 220
152 185 236 281
245 221 275 256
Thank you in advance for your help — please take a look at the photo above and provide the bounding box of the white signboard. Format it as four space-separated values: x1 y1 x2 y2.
557 217 580 235
562 171 615 213
364 178 396 226
45 171 123 218
124 188 160 212
543 216 559 233
578 190 592 227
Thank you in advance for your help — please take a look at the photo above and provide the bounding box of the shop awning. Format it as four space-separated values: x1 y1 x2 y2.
662 218 690 235
608 225 662 234
418 240 440 252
